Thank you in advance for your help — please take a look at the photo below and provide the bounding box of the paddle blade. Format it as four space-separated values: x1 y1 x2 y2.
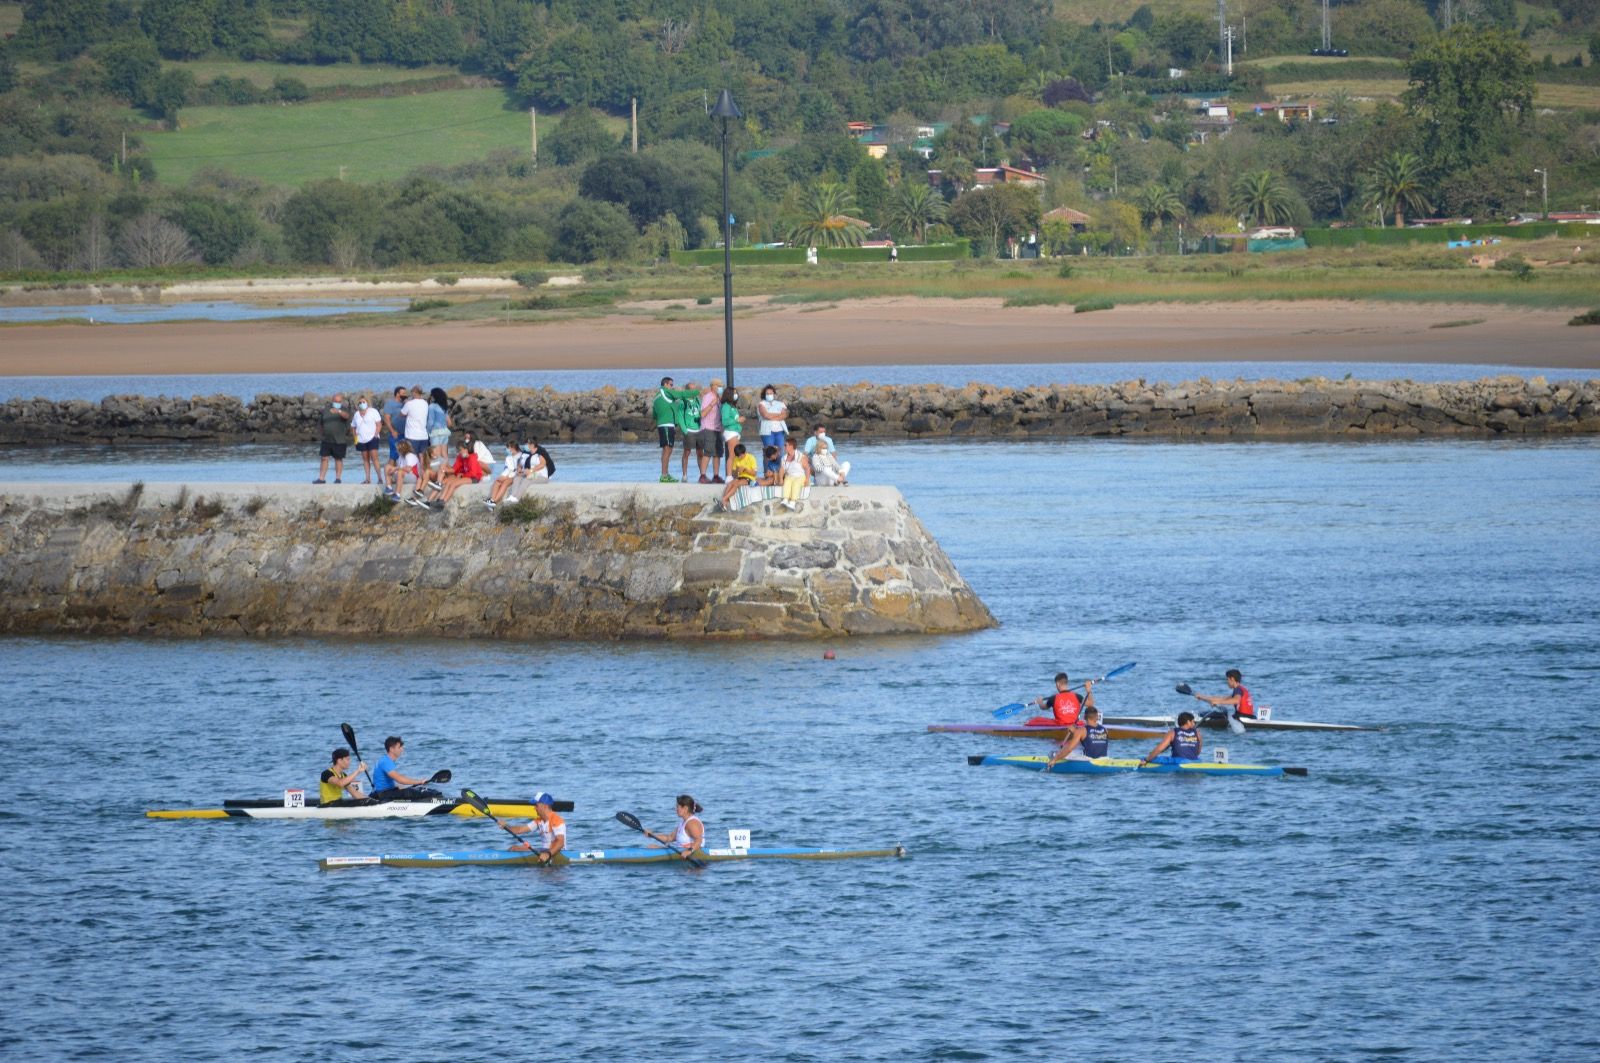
1175 683 1193 696
614 811 644 833
1283 767 1309 777
1226 714 1246 735
341 723 360 750
459 788 491 816
429 769 452 784
1102 662 1137 681
992 702 1029 720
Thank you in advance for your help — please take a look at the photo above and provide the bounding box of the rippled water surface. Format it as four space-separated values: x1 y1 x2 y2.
2 437 1598 1060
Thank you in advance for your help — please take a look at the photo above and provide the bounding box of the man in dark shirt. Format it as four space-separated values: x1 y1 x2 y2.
315 393 351 484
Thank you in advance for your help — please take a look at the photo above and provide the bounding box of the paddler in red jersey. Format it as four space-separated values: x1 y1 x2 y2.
1025 672 1095 728
1192 668 1256 724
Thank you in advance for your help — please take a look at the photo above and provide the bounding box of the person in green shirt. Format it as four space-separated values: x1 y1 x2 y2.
720 387 742 467
651 377 700 483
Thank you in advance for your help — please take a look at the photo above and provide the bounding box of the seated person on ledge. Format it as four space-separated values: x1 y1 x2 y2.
1025 672 1094 728
719 443 759 508
319 747 367 804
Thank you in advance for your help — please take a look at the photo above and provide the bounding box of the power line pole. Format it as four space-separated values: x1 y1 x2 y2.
1534 167 1549 218
530 106 538 170
1218 0 1227 69
1224 25 1235 76
1321 0 1331 52
631 97 638 154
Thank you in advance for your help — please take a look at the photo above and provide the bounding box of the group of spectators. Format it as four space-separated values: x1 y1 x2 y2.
314 386 553 511
311 377 854 514
650 377 852 509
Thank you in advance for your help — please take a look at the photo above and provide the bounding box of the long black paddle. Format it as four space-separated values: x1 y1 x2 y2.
614 810 707 869
340 723 377 790
460 788 554 865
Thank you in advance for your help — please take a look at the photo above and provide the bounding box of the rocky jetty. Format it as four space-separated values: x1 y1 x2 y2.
0 483 993 641
2 376 1596 445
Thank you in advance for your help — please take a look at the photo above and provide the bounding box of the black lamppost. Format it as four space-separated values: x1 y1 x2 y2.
711 88 742 391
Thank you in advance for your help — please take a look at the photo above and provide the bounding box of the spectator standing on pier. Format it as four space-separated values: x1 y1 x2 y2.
756 385 788 477
314 394 350 484
351 397 382 484
651 376 699 483
381 386 407 464
400 386 431 500
697 379 724 483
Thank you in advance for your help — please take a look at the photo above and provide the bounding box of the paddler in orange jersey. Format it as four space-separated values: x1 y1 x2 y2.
1024 672 1095 729
1192 668 1256 724
1143 711 1203 763
1043 707 1112 771
499 792 566 865
641 794 705 859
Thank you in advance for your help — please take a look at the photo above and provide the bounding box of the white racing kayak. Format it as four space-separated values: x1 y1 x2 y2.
1099 714 1380 733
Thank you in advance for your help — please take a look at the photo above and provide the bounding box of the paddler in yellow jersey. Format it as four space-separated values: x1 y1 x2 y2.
641 794 706 859
319 748 367 804
499 792 566 865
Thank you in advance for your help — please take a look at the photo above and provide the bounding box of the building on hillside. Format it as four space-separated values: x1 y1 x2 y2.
1043 206 1091 232
1250 102 1316 123
925 164 1047 189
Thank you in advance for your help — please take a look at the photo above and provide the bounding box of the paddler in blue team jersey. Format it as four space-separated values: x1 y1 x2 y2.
1192 668 1256 723
370 736 433 799
319 748 367 804
1024 672 1095 728
641 795 706 858
1043 707 1110 771
1143 711 1203 763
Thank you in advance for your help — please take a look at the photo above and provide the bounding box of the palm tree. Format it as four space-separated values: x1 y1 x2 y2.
1133 184 1187 231
1323 88 1356 125
1228 169 1294 227
885 180 948 244
784 182 868 248
1362 151 1432 229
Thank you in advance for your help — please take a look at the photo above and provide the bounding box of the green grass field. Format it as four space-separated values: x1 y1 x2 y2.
1265 77 1600 109
142 89 624 185
0 2 21 35
167 58 460 89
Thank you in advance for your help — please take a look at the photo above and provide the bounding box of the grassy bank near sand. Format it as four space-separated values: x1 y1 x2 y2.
5 239 1599 314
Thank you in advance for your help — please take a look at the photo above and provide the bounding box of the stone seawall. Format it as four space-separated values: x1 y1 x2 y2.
0 484 993 641
3 376 1597 445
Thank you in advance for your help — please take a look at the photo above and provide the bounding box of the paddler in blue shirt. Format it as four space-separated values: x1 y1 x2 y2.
1043 707 1110 771
370 736 431 798
1143 711 1202 763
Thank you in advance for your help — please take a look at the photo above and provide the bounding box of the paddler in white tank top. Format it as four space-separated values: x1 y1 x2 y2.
500 792 566 865
642 795 705 859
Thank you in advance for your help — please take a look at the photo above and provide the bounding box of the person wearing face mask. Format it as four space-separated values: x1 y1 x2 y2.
314 393 351 484
756 385 788 477
350 396 383 484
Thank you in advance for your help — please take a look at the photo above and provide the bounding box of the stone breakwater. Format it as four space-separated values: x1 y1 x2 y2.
3 376 1598 445
0 484 994 641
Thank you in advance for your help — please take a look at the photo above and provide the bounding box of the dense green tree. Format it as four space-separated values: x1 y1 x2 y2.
151 68 196 124
306 0 392 62
884 179 947 243
947 183 1041 256
1361 151 1433 227
142 0 215 59
554 197 636 262
17 0 118 60
579 154 674 227
98 38 160 106
851 157 890 226
211 0 272 58
1152 12 1214 66
167 193 259 264
0 49 17 94
1229 169 1295 226
545 108 617 168
1133 184 1186 230
1405 26 1534 172
281 179 381 263
785 182 867 247
1006 109 1085 169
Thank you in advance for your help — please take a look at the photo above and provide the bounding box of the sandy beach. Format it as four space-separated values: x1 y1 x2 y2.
0 299 1594 376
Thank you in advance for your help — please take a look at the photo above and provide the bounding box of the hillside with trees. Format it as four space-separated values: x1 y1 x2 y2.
1 0 1597 272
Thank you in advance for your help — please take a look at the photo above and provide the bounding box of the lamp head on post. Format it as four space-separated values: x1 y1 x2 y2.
711 89 742 121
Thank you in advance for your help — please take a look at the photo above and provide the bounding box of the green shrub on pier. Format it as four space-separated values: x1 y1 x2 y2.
1570 308 1600 326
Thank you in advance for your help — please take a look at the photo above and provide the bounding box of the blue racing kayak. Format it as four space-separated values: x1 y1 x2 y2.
967 754 1307 777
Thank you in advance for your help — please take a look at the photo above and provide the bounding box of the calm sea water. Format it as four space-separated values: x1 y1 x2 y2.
2 360 1589 404
2 437 1598 1060
0 298 408 325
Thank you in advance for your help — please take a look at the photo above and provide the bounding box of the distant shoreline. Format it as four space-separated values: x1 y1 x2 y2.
0 298 1595 377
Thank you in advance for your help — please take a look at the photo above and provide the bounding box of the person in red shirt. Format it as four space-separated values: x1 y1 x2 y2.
428 442 485 507
1193 668 1255 723
1024 671 1095 728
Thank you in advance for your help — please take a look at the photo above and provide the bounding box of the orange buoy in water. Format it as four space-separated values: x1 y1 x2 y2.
822 650 836 660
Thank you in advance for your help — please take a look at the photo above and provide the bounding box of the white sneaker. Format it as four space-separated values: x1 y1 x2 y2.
505 496 519 504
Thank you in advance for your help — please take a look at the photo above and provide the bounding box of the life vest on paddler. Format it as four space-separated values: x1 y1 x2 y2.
1080 722 1109 759
1170 726 1201 760
1049 691 1082 726
1235 685 1255 718
319 771 346 804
